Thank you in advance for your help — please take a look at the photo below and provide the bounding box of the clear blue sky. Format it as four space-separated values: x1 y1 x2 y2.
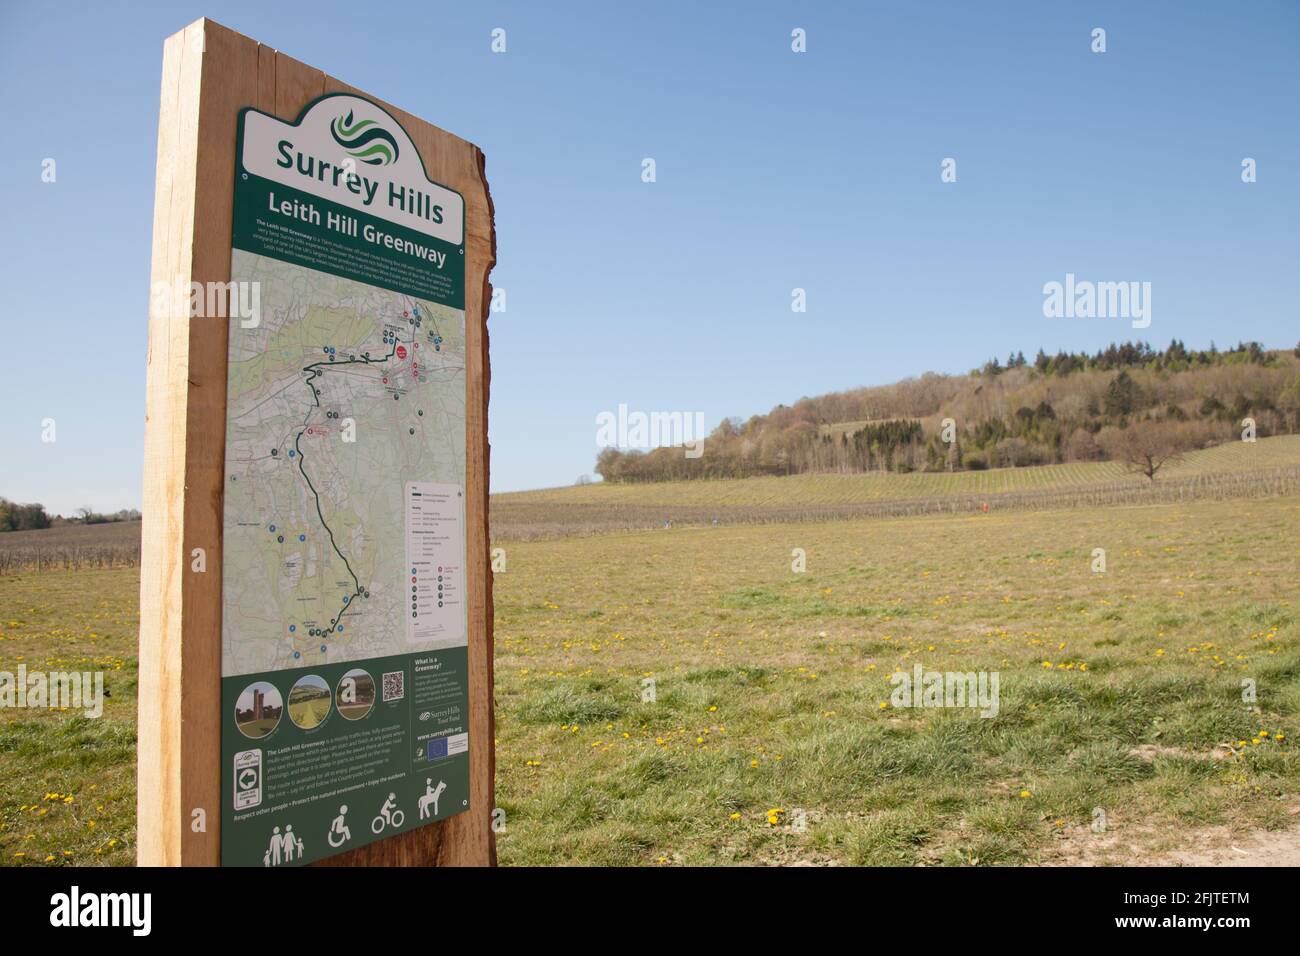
1 1 1296 514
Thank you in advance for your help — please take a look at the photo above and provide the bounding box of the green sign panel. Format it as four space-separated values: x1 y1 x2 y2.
220 94 470 866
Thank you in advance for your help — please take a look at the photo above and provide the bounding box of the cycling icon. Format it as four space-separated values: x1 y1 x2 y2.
371 792 405 834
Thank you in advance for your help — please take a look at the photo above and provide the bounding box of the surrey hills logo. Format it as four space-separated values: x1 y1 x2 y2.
242 94 464 245
330 109 400 166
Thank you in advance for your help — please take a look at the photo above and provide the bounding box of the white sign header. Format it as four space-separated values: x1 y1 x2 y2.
241 94 464 246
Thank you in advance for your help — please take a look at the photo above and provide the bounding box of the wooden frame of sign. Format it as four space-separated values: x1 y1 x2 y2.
138 17 495 866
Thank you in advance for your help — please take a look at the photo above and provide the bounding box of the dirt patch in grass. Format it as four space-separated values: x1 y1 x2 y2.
1044 805 1300 866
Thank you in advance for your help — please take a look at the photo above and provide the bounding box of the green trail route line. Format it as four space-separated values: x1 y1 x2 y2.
290 327 402 646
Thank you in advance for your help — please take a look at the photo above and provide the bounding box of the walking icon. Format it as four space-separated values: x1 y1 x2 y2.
263 823 304 866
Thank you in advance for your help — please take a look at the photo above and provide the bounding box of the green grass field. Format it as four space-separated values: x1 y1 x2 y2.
0 569 137 865
2 491 1297 865
489 495 1299 864
287 687 332 729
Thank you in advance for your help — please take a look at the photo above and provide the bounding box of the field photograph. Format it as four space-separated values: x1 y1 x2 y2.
286 676 332 730
0 0 1297 939
336 669 375 721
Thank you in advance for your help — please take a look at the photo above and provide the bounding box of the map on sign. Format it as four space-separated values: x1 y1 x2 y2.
222 251 466 676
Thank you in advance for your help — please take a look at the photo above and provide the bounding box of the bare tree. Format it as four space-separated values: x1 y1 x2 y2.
1098 421 1196 481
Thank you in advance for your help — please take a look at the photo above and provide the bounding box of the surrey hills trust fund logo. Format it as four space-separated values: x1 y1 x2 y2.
330 109 400 166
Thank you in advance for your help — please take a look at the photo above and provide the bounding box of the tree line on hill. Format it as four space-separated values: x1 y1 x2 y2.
0 498 141 532
595 341 1300 483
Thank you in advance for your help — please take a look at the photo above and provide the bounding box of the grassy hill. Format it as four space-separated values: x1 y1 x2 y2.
513 435 1299 507
495 435 1300 538
595 342 1300 483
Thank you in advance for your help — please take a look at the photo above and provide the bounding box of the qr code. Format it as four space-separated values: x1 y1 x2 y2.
382 671 405 702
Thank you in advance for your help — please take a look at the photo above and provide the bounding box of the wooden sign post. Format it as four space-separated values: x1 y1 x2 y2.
138 18 495 866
